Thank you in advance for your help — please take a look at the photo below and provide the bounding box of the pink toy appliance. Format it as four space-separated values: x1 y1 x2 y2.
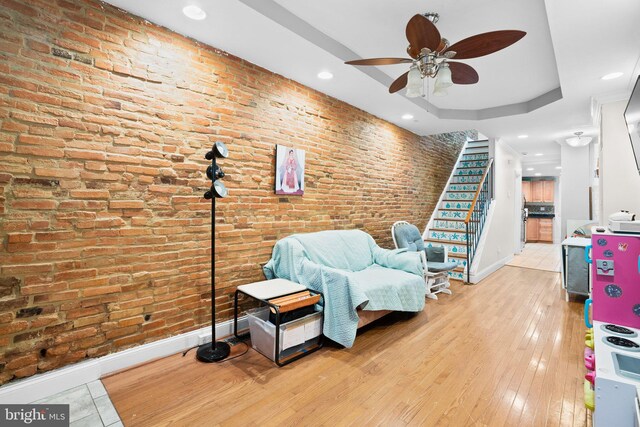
586 229 640 328
584 347 595 370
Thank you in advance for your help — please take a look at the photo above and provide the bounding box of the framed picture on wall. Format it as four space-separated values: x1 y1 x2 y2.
275 145 305 196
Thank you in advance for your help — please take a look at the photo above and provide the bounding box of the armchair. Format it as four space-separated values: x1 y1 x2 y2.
391 221 457 300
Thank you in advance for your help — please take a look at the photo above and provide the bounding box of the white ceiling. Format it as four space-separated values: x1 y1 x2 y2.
104 0 640 156
519 140 562 177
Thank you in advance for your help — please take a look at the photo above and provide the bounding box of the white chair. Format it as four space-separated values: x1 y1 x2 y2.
391 221 457 300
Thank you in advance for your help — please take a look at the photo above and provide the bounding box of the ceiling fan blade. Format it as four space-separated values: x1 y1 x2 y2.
406 14 441 58
389 71 409 93
345 58 413 66
445 30 526 59
448 62 479 84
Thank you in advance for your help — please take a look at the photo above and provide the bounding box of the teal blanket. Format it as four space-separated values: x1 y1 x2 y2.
263 230 425 348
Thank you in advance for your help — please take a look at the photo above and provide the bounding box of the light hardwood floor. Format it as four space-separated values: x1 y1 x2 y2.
507 243 562 272
103 266 590 427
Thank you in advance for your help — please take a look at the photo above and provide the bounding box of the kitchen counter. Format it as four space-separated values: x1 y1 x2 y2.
527 213 555 218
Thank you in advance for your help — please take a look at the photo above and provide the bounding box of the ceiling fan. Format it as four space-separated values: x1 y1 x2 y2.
345 13 526 97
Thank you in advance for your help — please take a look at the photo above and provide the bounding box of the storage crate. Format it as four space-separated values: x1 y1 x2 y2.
246 307 322 362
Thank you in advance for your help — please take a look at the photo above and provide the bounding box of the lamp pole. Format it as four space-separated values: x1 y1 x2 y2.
196 143 230 363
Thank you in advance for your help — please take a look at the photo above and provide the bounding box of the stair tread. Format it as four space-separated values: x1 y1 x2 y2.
446 190 477 193
447 253 468 259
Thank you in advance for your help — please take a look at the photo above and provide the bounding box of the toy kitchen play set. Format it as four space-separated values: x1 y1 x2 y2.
584 211 640 426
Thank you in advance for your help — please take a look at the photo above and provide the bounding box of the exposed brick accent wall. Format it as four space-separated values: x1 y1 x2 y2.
0 0 474 384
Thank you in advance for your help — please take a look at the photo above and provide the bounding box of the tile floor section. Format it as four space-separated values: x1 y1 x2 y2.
506 242 562 272
33 380 122 427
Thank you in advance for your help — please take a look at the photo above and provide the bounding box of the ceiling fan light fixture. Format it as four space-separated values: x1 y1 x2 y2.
344 13 525 96
434 64 453 92
432 86 448 97
406 66 423 98
565 131 593 147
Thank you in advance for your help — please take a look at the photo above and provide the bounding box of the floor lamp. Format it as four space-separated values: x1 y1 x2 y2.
196 141 231 363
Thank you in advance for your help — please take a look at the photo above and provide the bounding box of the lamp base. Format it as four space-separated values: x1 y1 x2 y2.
195 341 231 363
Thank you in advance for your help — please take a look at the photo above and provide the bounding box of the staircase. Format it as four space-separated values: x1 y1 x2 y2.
423 140 493 282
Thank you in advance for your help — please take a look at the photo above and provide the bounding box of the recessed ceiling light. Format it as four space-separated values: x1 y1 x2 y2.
401 114 414 120
183 5 206 20
518 135 528 139
317 71 333 80
526 167 535 171
556 166 562 170
535 173 542 176
601 72 623 81
534 153 544 156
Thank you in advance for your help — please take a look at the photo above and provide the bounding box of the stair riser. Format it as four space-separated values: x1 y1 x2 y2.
427 230 468 242
449 271 466 281
448 184 479 192
459 160 488 168
445 192 475 201
433 220 467 231
436 210 467 220
466 140 489 146
441 201 473 210
451 176 483 184
460 154 489 161
454 168 484 176
426 241 468 255
464 148 489 154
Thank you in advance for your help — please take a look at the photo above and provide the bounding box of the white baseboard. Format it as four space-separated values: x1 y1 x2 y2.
469 254 514 283
0 316 248 404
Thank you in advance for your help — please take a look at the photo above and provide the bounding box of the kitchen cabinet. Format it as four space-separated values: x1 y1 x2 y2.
542 181 554 203
531 181 544 202
538 218 553 242
527 218 539 241
526 217 553 243
522 180 532 201
524 180 555 203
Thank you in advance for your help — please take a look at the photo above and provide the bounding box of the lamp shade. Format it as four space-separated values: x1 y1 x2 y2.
434 64 453 91
406 66 423 98
566 132 592 148
433 85 448 97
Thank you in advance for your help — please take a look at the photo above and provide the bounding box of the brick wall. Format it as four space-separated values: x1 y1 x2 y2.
0 0 474 384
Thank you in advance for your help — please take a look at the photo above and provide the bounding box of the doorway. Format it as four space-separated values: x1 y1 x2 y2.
509 175 561 272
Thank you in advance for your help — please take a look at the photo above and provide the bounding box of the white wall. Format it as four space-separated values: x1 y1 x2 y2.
560 143 591 239
514 167 523 254
600 100 640 221
553 177 562 243
471 139 522 281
